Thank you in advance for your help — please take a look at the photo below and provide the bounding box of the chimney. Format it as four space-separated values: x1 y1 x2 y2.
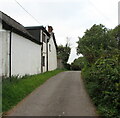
48 26 53 33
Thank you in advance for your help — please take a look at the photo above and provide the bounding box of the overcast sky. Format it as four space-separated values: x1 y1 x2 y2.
0 0 119 63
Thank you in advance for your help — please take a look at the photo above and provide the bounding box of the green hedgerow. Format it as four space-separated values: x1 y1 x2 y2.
82 56 120 118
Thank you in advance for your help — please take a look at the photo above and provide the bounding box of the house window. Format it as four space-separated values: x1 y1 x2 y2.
42 33 46 42
42 56 45 66
49 44 51 52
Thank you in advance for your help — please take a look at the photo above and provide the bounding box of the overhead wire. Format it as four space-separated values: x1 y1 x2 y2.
87 0 112 23
14 0 42 25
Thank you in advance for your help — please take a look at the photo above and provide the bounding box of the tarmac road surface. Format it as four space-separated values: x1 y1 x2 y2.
6 71 98 117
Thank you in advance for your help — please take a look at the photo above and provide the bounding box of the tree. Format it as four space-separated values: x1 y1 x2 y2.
110 25 120 47
77 24 118 64
76 24 120 118
71 57 87 70
57 43 71 69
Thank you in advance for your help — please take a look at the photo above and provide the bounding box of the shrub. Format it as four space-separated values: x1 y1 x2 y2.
71 57 88 70
82 56 120 118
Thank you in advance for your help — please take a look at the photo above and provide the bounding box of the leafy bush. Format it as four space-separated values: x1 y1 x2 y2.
64 63 71 70
77 24 120 118
82 56 120 118
71 57 88 70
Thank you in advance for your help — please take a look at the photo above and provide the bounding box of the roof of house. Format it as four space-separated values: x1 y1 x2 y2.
25 26 50 37
26 26 58 49
52 33 58 50
0 11 42 45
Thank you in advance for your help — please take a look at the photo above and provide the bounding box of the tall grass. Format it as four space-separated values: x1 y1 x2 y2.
2 69 64 112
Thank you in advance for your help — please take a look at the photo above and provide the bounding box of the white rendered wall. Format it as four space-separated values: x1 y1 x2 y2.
11 33 41 76
0 27 9 77
0 22 2 77
2 31 9 77
48 35 57 71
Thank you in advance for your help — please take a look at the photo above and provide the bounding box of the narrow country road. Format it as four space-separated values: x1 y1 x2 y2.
6 71 98 116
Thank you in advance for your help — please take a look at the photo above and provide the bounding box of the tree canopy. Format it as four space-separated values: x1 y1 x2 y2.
75 24 120 118
77 24 118 63
71 57 87 70
57 43 71 67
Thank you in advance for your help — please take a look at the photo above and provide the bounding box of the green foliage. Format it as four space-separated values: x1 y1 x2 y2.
77 24 118 63
57 44 71 68
78 24 120 118
64 63 71 70
71 57 87 70
83 57 120 118
2 69 64 112
111 25 120 50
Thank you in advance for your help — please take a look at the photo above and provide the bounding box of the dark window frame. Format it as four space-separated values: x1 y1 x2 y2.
42 32 46 42
49 44 51 52
42 56 45 66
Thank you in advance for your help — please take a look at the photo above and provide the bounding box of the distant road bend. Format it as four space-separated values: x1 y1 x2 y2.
7 71 98 116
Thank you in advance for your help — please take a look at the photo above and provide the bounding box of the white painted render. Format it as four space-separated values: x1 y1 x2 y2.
0 22 2 77
0 28 9 77
11 33 41 76
48 34 57 71
2 31 9 77
1 20 57 77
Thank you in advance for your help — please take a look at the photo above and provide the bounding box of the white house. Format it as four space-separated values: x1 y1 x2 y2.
47 26 57 71
0 11 57 77
25 26 58 72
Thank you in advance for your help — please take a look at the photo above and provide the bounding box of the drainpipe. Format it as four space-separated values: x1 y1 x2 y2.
41 30 43 73
46 38 48 71
41 44 43 73
9 29 12 80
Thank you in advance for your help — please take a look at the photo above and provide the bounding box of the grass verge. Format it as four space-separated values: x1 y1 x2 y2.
2 69 64 112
